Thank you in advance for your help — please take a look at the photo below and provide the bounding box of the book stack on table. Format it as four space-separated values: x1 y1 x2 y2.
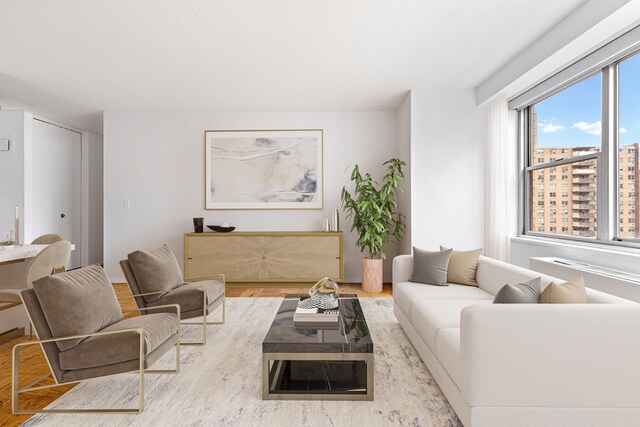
293 303 339 329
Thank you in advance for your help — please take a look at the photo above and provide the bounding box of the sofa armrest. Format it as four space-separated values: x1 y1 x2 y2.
392 255 413 288
460 304 640 408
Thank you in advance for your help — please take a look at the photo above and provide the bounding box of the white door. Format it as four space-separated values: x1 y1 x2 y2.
58 127 82 268
32 120 60 238
32 119 82 269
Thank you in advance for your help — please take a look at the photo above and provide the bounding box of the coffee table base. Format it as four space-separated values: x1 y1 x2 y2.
262 352 374 401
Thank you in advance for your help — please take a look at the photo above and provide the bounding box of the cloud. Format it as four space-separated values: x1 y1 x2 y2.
573 121 601 136
620 127 628 134
538 120 565 133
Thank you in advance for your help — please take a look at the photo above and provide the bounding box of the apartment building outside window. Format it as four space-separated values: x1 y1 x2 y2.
519 42 640 246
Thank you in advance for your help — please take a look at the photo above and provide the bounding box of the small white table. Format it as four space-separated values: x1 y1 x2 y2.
0 244 50 265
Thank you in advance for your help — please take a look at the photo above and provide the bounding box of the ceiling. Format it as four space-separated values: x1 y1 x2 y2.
0 0 587 133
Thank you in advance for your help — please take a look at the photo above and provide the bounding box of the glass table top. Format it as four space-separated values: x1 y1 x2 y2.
262 294 374 354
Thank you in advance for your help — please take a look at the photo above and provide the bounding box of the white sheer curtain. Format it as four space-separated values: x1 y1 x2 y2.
485 95 517 261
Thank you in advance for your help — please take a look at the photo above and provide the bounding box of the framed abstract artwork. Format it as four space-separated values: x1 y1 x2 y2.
205 129 323 209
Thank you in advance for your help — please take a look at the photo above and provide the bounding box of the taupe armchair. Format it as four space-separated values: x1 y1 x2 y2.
120 244 225 346
12 264 181 414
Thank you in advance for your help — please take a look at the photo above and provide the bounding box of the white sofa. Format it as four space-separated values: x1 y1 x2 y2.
393 254 640 427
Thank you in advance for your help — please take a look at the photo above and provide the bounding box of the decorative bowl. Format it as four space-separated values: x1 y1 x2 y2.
207 225 236 233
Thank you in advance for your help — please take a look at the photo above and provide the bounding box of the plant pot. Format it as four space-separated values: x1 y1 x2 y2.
362 258 383 293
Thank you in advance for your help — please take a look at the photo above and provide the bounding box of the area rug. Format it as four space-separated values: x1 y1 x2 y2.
23 298 461 427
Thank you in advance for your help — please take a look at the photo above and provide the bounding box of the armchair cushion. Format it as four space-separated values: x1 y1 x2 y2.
59 313 179 370
148 280 224 314
32 265 122 352
128 245 183 303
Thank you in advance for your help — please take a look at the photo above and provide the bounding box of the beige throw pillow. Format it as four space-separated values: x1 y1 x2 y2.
540 276 587 303
439 246 482 287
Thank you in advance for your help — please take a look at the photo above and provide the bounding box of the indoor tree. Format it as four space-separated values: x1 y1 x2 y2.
341 158 406 292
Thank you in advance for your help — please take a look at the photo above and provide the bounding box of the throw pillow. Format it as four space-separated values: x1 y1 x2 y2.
128 244 184 303
440 246 482 287
410 247 453 286
493 277 542 303
540 276 587 303
32 264 123 352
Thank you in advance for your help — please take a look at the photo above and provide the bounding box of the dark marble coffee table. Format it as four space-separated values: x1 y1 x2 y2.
262 294 374 401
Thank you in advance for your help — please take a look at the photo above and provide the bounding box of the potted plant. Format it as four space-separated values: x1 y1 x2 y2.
0 231 16 250
341 158 406 292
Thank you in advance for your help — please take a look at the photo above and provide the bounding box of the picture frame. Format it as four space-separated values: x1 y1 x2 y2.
205 129 323 210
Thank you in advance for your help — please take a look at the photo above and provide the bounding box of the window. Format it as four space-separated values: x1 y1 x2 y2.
522 46 640 244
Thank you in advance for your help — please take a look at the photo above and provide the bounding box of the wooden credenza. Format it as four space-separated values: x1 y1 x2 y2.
184 232 344 283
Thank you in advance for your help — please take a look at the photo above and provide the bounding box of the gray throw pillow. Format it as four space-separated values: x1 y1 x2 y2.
493 277 542 304
128 244 184 303
32 264 123 352
410 247 452 286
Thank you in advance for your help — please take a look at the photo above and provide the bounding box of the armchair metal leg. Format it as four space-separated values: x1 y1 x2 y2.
145 340 181 374
180 297 225 346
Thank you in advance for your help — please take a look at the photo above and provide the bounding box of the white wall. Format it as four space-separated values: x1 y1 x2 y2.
410 90 485 251
396 93 412 255
103 111 398 283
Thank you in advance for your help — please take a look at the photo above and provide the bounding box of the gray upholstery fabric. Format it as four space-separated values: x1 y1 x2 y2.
410 247 453 286
32 265 123 352
31 233 64 244
59 313 179 370
62 333 179 383
20 289 66 383
127 245 183 303
493 277 542 304
119 259 148 308
25 240 72 288
148 280 224 314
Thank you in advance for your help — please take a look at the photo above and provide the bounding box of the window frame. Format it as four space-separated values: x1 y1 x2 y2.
519 48 640 248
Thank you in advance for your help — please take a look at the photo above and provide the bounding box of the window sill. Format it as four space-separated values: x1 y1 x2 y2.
512 234 640 258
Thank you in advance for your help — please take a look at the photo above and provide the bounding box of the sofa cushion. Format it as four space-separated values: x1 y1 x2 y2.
436 327 463 389
540 276 587 303
59 313 179 370
128 245 183 303
32 265 123 352
394 281 492 317
493 277 542 304
440 246 482 287
148 280 224 313
410 247 452 286
410 299 493 350
475 256 559 297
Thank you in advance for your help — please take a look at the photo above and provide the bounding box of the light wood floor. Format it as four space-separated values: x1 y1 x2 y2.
0 283 391 427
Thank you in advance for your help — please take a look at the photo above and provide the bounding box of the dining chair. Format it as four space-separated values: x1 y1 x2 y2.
31 233 64 244
0 240 72 304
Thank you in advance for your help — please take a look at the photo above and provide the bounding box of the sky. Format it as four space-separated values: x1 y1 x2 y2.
535 52 640 148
